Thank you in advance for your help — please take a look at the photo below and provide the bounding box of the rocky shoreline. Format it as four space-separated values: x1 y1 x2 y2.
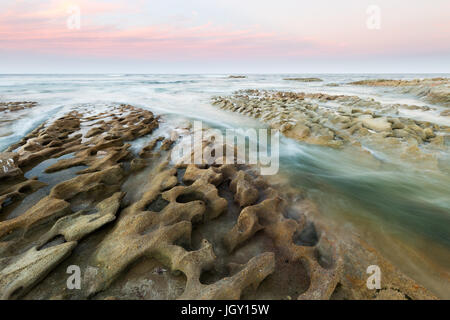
0 102 439 300
0 101 38 113
349 77 450 108
212 89 450 172
0 101 40 139
283 78 323 82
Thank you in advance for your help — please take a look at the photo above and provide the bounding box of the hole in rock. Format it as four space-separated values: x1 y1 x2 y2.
18 185 32 194
330 283 347 300
293 222 319 247
199 268 229 285
10 286 24 300
37 235 66 251
176 191 205 204
176 168 186 185
98 256 187 300
241 256 310 300
82 208 98 215
2 195 16 208
145 195 170 213
182 179 193 186
173 236 193 252
314 246 334 269
257 216 271 227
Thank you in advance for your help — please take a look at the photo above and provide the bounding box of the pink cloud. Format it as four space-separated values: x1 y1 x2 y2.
1 0 448 62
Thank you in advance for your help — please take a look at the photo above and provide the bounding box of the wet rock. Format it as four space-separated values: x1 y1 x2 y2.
423 127 436 139
182 165 223 186
39 192 124 244
389 118 405 129
0 242 76 299
0 104 438 301
211 89 447 168
360 117 391 132
0 196 71 244
0 179 47 214
283 78 323 82
350 78 450 107
440 110 450 117
393 129 409 139
229 171 259 207
0 101 38 113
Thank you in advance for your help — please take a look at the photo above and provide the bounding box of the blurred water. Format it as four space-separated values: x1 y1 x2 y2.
1 74 448 148
0 74 449 297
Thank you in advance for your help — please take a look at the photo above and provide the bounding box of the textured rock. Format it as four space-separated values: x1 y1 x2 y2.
228 75 247 79
284 77 323 82
0 101 38 113
229 171 259 207
0 178 46 214
0 242 76 299
361 117 392 132
211 90 448 170
0 104 438 301
39 192 124 244
350 78 450 107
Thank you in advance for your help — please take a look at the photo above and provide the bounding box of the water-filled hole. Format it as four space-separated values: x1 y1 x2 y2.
293 222 319 247
146 195 170 212
18 185 32 194
314 246 334 269
176 191 204 204
199 268 229 285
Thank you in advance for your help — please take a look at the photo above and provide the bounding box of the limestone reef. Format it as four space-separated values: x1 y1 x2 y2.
0 101 38 113
0 104 437 300
349 77 450 108
0 101 39 139
228 75 247 79
212 89 450 171
283 78 323 82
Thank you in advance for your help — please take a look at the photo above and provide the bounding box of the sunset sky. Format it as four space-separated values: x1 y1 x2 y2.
1 0 449 73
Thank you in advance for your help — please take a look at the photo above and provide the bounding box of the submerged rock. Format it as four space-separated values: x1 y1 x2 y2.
349 78 450 107
211 89 449 170
360 117 392 132
0 101 38 113
283 78 323 82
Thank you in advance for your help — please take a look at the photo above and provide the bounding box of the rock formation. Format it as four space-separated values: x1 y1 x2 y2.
0 104 437 300
212 90 449 171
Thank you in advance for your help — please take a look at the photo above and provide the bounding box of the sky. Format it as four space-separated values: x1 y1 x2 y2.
0 0 449 73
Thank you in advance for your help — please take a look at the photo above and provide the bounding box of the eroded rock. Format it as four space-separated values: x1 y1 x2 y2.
0 104 438 301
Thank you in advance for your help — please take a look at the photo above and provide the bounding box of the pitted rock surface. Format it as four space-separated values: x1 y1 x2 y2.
0 104 437 300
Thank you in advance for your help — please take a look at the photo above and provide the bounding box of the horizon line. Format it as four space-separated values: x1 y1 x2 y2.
1 72 449 75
